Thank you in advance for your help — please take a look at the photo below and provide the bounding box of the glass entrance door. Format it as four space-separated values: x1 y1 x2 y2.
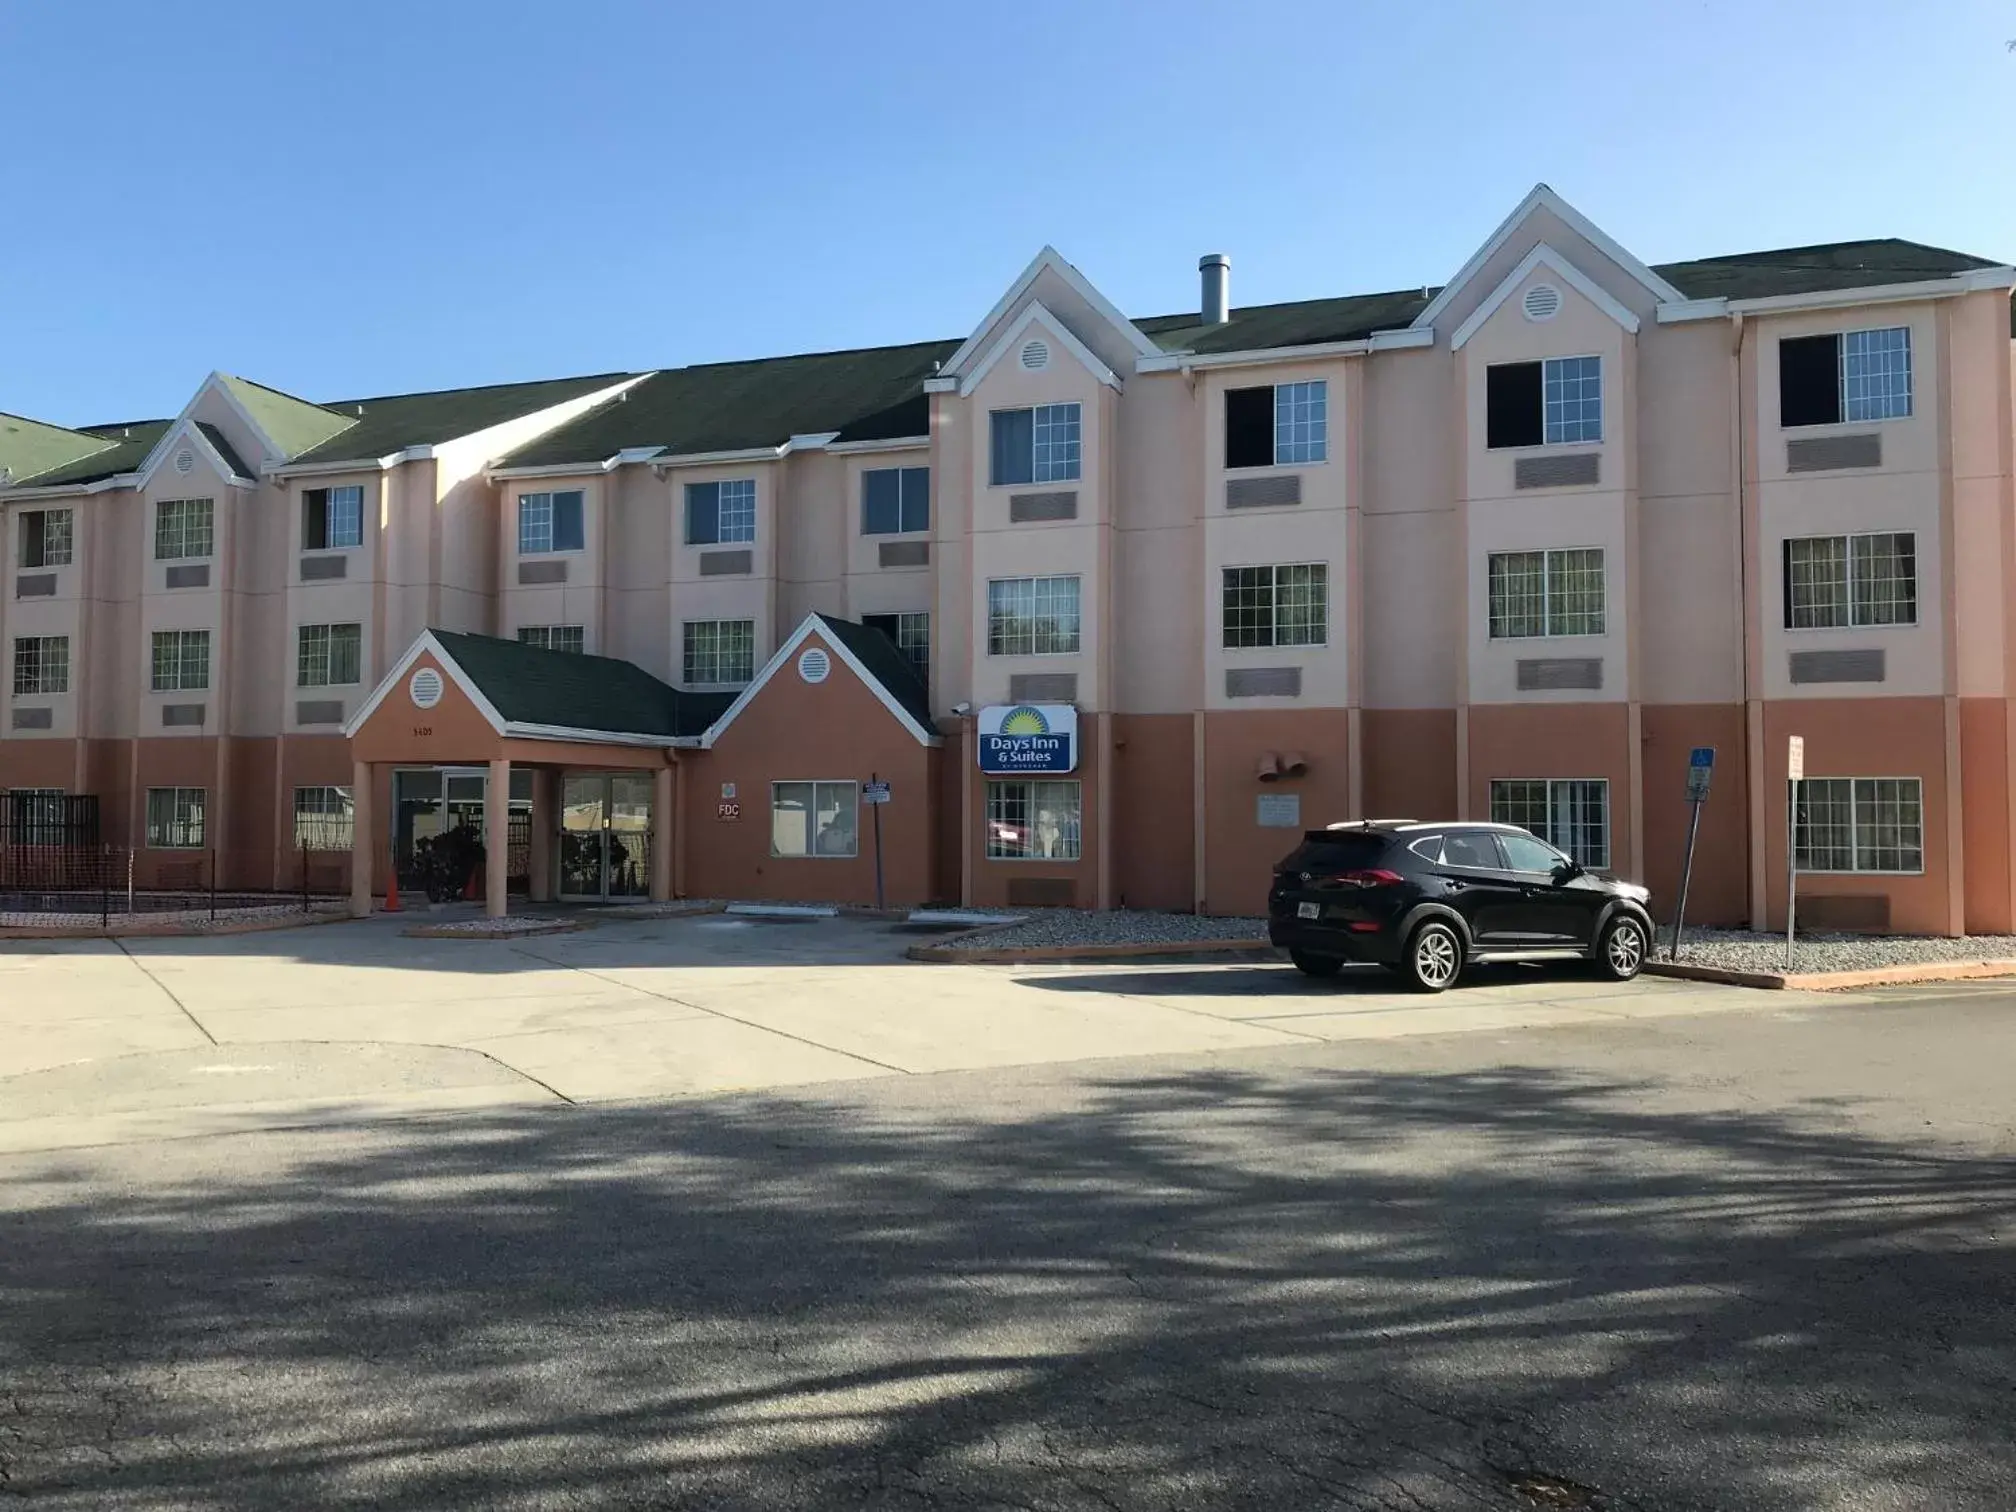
557 773 654 901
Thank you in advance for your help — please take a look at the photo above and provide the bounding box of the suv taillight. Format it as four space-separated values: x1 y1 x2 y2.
1329 868 1403 889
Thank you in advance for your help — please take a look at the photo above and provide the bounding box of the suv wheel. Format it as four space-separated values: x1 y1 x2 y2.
1289 949 1343 979
1596 914 1649 982
1403 920 1463 993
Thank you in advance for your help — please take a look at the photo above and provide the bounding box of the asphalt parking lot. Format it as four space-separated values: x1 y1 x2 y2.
2 910 1837 1152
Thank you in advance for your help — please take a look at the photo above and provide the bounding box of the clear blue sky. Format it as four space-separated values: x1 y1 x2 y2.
5 0 2011 428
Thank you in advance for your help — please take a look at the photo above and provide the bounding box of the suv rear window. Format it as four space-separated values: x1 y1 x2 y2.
1279 832 1391 875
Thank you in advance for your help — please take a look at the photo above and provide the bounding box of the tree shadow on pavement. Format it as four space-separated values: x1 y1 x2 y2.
2 1062 2011 1510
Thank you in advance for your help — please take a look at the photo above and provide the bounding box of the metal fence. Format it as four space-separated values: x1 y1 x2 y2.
0 841 351 923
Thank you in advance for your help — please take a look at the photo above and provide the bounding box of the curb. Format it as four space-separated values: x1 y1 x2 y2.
909 936 1275 965
1648 957 2016 991
401 920 590 941
0 909 352 942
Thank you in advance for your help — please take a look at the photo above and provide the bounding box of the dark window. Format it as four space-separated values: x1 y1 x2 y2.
551 490 585 552
1438 831 1503 870
1780 334 1843 427
1281 832 1389 875
863 467 930 534
990 408 1034 486
862 611 930 689
1486 362 1544 449
1225 386 1275 469
303 490 328 551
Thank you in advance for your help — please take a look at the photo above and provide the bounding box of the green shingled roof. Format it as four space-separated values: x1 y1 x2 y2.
217 374 354 458
16 420 173 488
498 342 956 470
194 421 254 481
0 413 115 486
1137 288 1436 355
813 614 935 734
429 629 730 740
1653 238 2002 302
290 373 637 464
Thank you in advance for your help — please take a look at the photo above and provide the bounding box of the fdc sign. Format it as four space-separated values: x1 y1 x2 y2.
977 704 1078 774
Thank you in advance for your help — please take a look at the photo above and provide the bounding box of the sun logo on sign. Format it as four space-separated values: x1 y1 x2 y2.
998 706 1050 736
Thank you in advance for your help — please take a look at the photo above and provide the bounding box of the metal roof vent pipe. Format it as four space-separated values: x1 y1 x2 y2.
1199 253 1230 325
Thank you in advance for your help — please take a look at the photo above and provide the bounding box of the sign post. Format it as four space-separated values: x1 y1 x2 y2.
1667 746 1715 960
1785 735 1804 971
863 775 891 911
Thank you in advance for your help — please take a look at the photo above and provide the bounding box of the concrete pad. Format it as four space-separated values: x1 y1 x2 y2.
0 1015 214 1077
466 1014 900 1101
196 989 716 1047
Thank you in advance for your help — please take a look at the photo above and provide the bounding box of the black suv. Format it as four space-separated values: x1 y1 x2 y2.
1267 820 1654 992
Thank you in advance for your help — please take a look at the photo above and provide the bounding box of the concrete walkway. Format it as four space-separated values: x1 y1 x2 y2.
0 910 1838 1152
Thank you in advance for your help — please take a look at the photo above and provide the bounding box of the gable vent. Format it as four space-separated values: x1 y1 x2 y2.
174 449 196 475
1019 338 1051 371
797 647 831 685
1522 284 1562 322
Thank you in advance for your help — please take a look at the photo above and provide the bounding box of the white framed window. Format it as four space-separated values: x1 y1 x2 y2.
1487 548 1605 638
986 780 1082 860
20 508 72 568
987 575 1081 656
150 629 210 692
862 467 930 535
302 485 364 550
12 635 69 695
154 498 214 561
770 781 859 857
1794 776 1923 873
145 786 206 849
682 619 755 685
1222 564 1327 648
517 490 585 554
1781 325 1913 427
296 623 362 687
989 403 1081 485
1225 380 1329 468
1486 357 1603 448
293 785 354 851
517 625 586 654
1783 532 1916 629
1490 778 1610 869
686 479 757 545
861 611 929 687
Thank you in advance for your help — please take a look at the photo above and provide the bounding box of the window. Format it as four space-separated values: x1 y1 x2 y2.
296 623 362 687
293 786 354 851
1780 326 1912 428
862 611 930 687
20 508 72 568
1486 357 1603 448
4 789 68 841
683 619 754 685
989 403 1081 485
986 780 1082 860
517 490 585 554
145 787 206 849
1490 778 1610 869
1794 777 1922 873
987 575 1081 656
1783 532 1916 629
1225 380 1329 469
302 485 364 551
770 781 859 858
150 629 210 692
154 498 214 561
1487 548 1605 638
11 635 69 696
686 479 757 545
517 625 585 654
862 466 930 535
1222 564 1328 648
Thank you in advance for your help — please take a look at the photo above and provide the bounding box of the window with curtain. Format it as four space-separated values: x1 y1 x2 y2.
154 499 214 560
1489 778 1610 869
1794 777 1922 873
770 781 859 857
1487 548 1604 638
862 466 930 534
293 786 355 850
682 619 755 685
302 485 364 550
20 509 72 568
987 575 1081 655
990 404 1081 485
150 629 210 691
985 780 1082 860
12 635 69 695
517 625 585 653
1783 532 1916 629
686 479 757 545
517 490 585 553
1221 564 1328 648
145 787 206 849
296 623 362 686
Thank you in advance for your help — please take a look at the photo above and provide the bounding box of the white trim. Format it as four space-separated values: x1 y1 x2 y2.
499 721 680 748
1412 184 1685 334
342 632 509 740
825 435 931 455
0 473 139 500
651 445 788 472
133 416 261 489
1451 245 1642 350
1134 327 1434 374
1656 268 2016 323
488 445 667 481
937 245 1161 380
959 303 1120 396
701 613 941 749
786 431 842 451
268 446 434 480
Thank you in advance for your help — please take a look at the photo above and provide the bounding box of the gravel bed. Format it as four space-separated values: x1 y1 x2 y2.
0 903 344 934
955 909 1268 952
403 916 580 938
1667 927 2016 976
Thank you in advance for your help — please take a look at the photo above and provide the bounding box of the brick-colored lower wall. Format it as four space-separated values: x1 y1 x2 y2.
1640 704 1749 928
1359 708 1457 822
1112 714 1194 912
1201 708 1352 917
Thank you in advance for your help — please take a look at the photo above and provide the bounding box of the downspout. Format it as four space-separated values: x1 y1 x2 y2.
1731 311 1766 929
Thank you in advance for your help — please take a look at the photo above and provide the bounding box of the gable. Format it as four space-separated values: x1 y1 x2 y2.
348 646 506 763
934 248 1159 392
138 416 258 491
703 615 938 749
1451 245 1641 351
958 303 1120 397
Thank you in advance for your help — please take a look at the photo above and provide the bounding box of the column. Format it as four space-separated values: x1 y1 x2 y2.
528 769 553 902
652 763 674 901
349 759 374 917
486 757 510 918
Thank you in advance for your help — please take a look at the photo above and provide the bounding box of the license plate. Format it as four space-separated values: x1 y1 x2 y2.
1297 901 1321 920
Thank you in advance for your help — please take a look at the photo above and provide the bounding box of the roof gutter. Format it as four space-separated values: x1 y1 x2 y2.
1134 326 1434 374
501 720 700 748
1656 267 2016 324
266 445 435 480
0 472 142 500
